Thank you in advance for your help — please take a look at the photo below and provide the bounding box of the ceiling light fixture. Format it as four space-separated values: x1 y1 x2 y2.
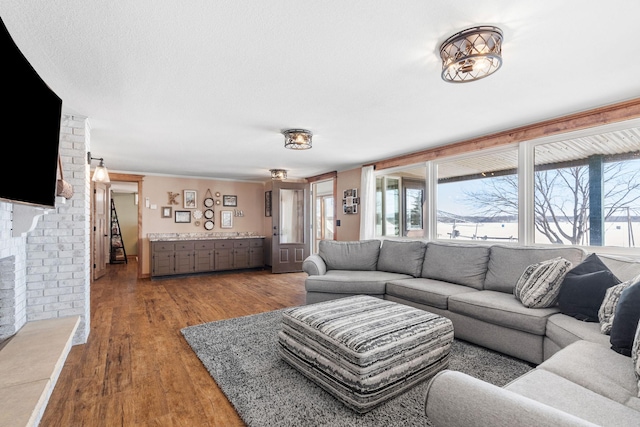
270 169 287 180
283 129 312 150
87 152 111 183
440 26 503 83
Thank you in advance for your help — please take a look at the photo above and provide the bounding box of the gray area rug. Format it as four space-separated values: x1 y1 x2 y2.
181 308 533 426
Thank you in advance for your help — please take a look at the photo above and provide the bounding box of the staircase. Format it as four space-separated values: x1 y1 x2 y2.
110 199 127 264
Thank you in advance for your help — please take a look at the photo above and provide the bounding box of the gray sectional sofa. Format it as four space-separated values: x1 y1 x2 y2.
302 239 640 426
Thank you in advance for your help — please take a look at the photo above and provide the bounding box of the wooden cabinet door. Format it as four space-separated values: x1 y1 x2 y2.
249 239 264 267
194 241 215 272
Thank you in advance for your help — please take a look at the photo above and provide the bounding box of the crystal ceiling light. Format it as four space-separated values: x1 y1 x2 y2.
283 129 312 150
440 26 503 83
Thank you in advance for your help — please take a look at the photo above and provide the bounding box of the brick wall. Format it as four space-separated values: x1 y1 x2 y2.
0 114 90 345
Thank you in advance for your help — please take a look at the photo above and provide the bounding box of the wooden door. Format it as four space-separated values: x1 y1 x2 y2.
271 181 310 273
92 182 110 281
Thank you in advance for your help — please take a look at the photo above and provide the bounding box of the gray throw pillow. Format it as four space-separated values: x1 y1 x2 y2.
377 240 427 277
318 240 381 271
598 278 635 334
514 257 572 308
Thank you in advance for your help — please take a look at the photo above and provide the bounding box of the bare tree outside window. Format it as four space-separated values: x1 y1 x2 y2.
463 159 640 246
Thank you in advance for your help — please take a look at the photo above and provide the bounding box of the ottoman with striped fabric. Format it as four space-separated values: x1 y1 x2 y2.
277 295 454 413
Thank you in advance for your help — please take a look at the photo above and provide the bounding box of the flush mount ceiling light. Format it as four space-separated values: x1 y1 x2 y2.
283 129 312 150
87 152 111 183
440 26 503 83
270 169 287 180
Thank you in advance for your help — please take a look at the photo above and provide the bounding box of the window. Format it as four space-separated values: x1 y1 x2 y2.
376 167 426 237
372 121 639 252
436 147 519 242
534 137 640 248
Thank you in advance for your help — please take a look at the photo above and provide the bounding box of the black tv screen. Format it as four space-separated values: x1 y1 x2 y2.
1 17 62 208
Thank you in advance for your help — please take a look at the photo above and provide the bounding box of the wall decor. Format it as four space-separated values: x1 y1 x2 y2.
184 190 197 209
203 188 214 207
342 188 360 215
204 209 214 219
175 210 191 223
168 191 179 205
204 220 214 230
265 190 272 217
161 206 172 218
223 195 237 207
221 210 233 228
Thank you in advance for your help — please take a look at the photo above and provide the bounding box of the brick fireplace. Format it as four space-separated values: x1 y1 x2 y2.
0 114 91 345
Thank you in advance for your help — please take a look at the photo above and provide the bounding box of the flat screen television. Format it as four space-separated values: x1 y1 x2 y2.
0 17 63 209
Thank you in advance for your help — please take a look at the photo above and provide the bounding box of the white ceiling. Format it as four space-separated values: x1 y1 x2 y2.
2 1 640 182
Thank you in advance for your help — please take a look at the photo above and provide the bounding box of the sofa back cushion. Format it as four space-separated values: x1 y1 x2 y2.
377 239 426 277
318 240 381 271
597 254 640 282
484 245 586 293
421 242 491 290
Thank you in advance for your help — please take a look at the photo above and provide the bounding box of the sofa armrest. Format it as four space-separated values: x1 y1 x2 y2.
424 370 598 427
302 254 327 276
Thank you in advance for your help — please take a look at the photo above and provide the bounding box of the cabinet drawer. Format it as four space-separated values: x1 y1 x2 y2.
233 240 250 248
152 242 175 252
175 242 195 251
194 241 216 250
215 241 233 249
249 239 264 247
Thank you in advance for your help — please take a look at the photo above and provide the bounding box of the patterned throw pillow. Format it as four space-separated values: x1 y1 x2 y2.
598 279 634 334
514 257 573 308
633 321 640 397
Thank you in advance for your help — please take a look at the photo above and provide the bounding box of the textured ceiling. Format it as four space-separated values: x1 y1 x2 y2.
2 1 640 181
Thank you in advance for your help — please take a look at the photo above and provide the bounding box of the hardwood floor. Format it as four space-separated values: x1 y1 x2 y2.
40 260 307 426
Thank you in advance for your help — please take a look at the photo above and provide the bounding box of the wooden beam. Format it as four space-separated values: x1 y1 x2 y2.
369 97 640 171
306 171 337 182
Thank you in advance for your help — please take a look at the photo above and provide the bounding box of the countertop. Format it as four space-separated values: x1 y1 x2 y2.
148 232 266 242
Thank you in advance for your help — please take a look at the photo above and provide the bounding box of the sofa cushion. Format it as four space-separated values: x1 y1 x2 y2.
558 270 620 322
599 279 635 334
538 340 639 406
545 314 610 350
598 253 640 282
514 257 572 308
633 322 640 397
304 270 411 295
318 240 380 271
484 245 586 294
448 290 559 335
421 242 491 290
505 368 640 427
377 239 426 277
610 277 640 356
385 278 478 310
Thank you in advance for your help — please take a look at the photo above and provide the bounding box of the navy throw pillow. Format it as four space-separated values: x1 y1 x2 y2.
610 281 640 356
558 270 621 321
567 253 614 276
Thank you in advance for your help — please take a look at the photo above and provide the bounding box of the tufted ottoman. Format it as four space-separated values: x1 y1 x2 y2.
277 295 454 413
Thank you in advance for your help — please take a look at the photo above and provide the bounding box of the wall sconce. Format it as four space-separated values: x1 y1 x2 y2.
87 152 111 183
283 129 312 150
440 26 503 83
270 169 287 180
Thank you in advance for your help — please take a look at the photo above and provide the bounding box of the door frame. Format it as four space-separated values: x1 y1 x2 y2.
271 180 311 273
91 172 144 280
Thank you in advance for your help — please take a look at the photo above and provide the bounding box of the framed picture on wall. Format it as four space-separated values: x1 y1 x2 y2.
161 206 172 218
183 190 197 209
175 210 191 223
265 191 272 217
223 195 237 207
220 210 233 228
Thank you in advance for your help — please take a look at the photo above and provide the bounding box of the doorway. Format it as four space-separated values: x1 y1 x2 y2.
312 179 335 253
91 172 144 281
270 180 310 273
